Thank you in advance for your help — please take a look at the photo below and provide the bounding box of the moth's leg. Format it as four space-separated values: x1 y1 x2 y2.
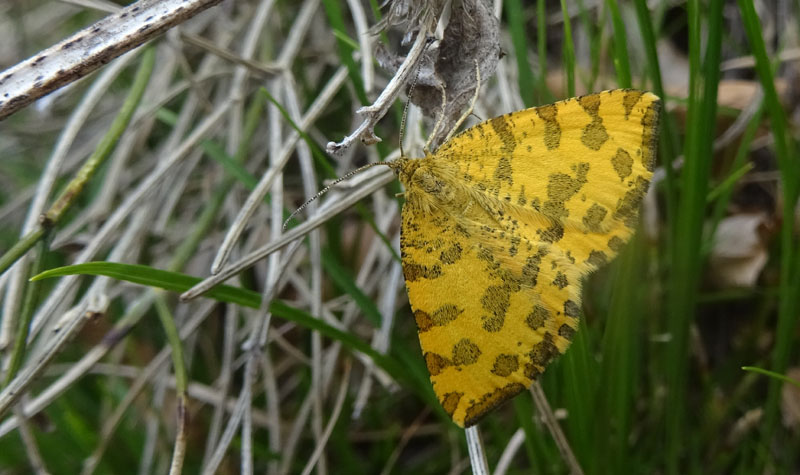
400 37 434 158
443 60 481 144
423 84 447 154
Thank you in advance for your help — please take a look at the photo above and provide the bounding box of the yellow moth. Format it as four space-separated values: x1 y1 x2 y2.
384 89 661 427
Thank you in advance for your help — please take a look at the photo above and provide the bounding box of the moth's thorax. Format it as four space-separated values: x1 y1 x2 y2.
394 155 463 213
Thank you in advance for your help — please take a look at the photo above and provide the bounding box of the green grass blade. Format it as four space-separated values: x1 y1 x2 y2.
597 234 645 473
559 316 595 465
153 293 188 474
0 48 155 276
559 0 576 96
665 0 724 470
321 249 383 326
604 0 631 88
44 47 155 224
259 87 336 178
706 162 755 205
739 0 800 446
633 0 679 222
574 0 599 89
321 0 368 105
202 140 260 189
741 366 800 390
2 239 49 389
505 0 536 107
737 1 800 449
537 0 552 102
31 262 407 385
702 101 762 253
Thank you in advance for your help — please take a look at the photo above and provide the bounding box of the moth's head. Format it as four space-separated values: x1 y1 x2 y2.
387 157 420 186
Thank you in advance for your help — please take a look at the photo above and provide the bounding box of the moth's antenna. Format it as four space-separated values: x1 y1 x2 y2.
399 39 430 158
282 161 388 230
443 60 481 144
399 85 413 159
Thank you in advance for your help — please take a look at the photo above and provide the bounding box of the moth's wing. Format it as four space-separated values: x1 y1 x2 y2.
400 201 580 427
402 89 660 426
436 89 660 274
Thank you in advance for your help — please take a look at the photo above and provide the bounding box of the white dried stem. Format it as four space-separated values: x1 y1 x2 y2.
529 382 584 475
0 0 225 120
465 426 490 475
493 428 526 475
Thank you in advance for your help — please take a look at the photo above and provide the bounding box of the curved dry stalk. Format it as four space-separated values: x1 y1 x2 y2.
13 405 49 474
299 359 352 475
379 406 430 475
529 382 584 475
493 428 526 475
